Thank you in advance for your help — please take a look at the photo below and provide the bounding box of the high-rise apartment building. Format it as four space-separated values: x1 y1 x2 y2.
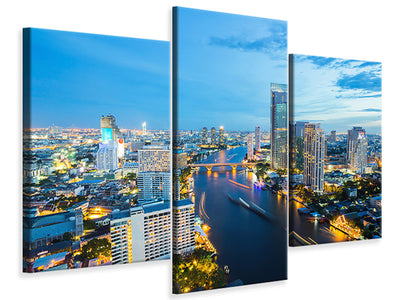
347 127 367 174
247 133 254 160
255 126 261 151
173 198 195 256
201 127 208 144
138 149 170 172
137 172 171 202
218 126 225 145
96 140 118 171
110 201 171 263
270 83 288 170
210 127 216 144
110 211 132 264
329 130 337 142
303 123 325 194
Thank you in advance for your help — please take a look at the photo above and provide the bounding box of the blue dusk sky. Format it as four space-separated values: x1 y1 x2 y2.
27 28 170 129
292 55 382 135
175 7 287 131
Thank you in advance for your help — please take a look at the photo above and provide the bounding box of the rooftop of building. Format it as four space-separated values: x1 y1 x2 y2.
173 198 193 208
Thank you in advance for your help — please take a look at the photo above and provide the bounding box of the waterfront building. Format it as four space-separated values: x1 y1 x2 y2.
218 126 225 145
210 127 216 144
96 140 118 172
173 151 187 170
173 169 181 201
201 127 208 144
247 133 254 160
137 172 171 202
293 121 309 171
303 123 325 194
255 126 261 151
347 127 367 174
270 83 288 170
173 198 195 256
138 149 170 172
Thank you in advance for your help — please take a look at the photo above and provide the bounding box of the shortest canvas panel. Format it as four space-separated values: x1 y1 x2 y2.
172 7 288 294
288 54 382 246
23 28 171 272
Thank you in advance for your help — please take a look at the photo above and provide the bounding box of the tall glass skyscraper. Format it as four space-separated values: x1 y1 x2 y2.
347 126 367 174
270 83 288 170
101 114 121 143
303 123 325 194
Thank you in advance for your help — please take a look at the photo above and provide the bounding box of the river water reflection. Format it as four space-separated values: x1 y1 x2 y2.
191 146 287 284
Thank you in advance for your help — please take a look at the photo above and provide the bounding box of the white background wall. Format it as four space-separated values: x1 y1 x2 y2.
1 0 398 299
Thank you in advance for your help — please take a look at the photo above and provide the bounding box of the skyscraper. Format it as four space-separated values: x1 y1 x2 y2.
303 123 325 194
247 133 254 160
210 127 216 144
255 126 261 151
101 114 120 143
270 83 288 170
201 127 208 144
218 126 225 146
294 121 309 171
347 127 367 174
142 122 147 135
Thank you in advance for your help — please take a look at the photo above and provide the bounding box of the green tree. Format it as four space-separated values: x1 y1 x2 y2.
63 232 73 241
81 238 111 260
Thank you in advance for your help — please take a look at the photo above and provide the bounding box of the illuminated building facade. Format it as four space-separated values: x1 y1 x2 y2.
202 127 208 144
138 149 170 172
110 211 132 264
270 83 288 170
303 123 325 194
110 201 171 263
210 127 216 144
173 198 195 256
96 140 118 172
218 126 225 145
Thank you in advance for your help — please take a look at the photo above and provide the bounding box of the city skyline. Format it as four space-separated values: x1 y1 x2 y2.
25 28 170 129
292 55 382 134
175 7 287 131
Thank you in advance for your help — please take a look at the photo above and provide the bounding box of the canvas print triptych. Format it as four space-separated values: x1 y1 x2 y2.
22 5 382 295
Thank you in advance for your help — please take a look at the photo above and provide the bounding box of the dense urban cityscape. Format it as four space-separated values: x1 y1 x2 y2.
172 83 288 293
23 115 171 272
289 123 382 245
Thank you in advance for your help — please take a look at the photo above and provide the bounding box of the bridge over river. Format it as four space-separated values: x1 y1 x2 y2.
188 162 257 171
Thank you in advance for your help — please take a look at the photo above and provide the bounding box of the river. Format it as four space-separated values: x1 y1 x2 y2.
191 146 287 285
289 200 348 245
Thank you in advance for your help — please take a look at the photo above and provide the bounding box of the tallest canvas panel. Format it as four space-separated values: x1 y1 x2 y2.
172 7 288 293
